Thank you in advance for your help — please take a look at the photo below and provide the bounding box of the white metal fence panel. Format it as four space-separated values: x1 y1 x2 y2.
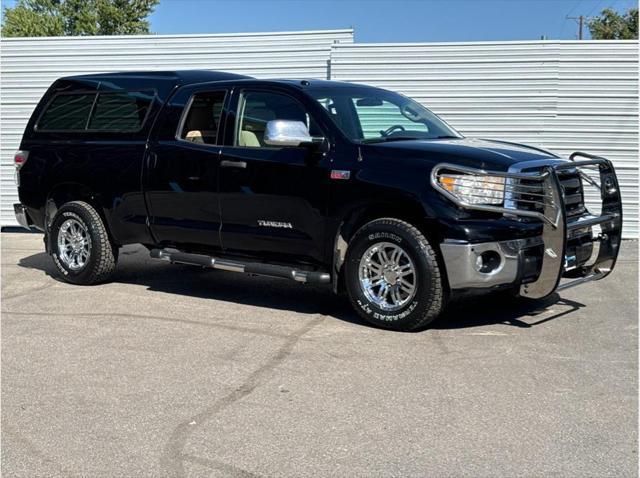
331 40 639 238
0 29 353 226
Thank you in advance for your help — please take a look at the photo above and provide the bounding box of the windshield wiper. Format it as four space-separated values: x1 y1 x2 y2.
362 135 462 144
361 136 423 144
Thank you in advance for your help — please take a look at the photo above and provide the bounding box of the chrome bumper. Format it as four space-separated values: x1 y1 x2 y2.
441 237 542 289
14 203 32 230
433 153 623 298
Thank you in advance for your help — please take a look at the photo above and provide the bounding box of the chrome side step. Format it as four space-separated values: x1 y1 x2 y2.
149 249 331 285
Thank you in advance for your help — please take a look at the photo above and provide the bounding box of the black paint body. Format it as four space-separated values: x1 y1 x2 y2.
18 70 559 275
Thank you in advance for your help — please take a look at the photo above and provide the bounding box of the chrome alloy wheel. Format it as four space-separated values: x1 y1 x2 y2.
358 242 417 311
57 218 91 270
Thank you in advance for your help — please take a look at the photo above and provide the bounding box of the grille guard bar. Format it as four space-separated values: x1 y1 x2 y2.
431 154 623 299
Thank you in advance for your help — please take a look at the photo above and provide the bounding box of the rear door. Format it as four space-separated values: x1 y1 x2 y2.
145 85 229 249
218 87 330 264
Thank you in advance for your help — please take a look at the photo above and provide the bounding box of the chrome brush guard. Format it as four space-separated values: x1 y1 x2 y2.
431 152 623 299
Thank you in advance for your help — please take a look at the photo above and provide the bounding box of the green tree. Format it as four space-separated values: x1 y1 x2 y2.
588 7 638 40
2 0 160 37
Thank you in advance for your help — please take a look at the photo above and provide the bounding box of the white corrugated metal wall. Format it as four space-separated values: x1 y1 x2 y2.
1 34 638 237
330 40 639 237
0 29 354 225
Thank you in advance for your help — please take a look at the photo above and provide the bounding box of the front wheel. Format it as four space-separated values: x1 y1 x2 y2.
49 201 118 285
344 218 445 331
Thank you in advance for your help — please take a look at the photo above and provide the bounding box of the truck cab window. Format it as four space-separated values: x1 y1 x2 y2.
38 90 153 132
180 91 226 145
37 93 96 131
236 91 320 148
88 91 153 131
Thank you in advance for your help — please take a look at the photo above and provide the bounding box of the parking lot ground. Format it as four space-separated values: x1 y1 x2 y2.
1 232 637 477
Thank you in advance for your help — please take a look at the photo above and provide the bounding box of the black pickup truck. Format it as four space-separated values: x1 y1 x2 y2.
14 70 622 331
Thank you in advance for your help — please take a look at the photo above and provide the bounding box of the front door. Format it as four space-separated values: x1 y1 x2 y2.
145 87 228 249
218 88 329 264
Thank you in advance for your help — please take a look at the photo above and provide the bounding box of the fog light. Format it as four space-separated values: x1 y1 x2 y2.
475 251 502 274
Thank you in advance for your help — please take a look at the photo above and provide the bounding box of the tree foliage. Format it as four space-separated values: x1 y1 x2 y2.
588 7 638 40
2 0 160 37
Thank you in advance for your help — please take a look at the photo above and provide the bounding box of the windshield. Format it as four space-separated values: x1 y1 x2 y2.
308 86 462 143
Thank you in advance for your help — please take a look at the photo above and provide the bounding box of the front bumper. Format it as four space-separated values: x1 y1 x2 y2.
434 153 623 298
441 236 543 290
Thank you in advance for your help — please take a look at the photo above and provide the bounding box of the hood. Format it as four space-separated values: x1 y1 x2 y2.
369 137 562 170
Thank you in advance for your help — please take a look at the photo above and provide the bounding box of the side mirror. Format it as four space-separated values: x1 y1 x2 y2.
264 120 322 147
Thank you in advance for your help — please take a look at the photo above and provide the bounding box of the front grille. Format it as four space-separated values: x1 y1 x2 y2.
513 177 544 214
558 170 586 218
513 169 586 219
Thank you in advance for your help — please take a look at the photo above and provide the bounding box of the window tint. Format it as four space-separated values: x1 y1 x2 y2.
38 90 153 132
38 93 95 131
88 91 153 131
236 91 320 148
179 91 226 145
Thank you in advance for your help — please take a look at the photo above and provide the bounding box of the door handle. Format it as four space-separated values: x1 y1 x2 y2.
148 152 158 169
221 160 247 169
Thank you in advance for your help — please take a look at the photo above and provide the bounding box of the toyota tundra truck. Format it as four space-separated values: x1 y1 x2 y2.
13 70 623 331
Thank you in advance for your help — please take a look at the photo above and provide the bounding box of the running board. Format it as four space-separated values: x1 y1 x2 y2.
149 249 331 284
556 270 606 291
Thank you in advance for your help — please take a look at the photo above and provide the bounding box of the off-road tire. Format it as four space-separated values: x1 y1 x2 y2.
49 201 117 285
345 218 445 331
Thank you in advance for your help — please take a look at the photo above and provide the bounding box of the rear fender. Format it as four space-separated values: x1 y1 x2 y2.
45 183 113 251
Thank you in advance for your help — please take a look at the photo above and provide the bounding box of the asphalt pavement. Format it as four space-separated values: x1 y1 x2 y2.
1 232 637 477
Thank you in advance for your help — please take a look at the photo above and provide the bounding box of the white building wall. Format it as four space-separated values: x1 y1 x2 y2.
330 40 639 237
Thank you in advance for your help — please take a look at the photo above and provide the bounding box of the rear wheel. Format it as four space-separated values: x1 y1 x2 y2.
344 218 445 331
49 201 117 285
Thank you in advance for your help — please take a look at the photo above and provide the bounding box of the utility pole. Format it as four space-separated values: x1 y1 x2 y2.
566 15 585 40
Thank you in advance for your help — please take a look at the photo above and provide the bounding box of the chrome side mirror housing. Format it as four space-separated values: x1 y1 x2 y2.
264 120 314 147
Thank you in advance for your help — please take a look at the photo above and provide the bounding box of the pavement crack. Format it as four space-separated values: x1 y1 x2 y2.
160 314 325 478
1 420 70 476
2 310 289 339
2 282 56 300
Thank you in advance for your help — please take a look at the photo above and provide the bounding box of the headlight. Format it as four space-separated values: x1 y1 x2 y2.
437 174 505 205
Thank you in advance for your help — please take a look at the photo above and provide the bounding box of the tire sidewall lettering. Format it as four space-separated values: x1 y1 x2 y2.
367 232 402 243
52 251 68 275
357 297 419 322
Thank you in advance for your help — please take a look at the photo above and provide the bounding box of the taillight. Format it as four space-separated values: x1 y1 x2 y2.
14 150 29 170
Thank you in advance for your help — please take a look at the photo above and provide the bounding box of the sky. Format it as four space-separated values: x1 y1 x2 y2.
147 0 637 41
1 0 637 41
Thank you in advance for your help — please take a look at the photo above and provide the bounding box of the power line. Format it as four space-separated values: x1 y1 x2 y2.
566 0 584 17
560 0 584 39
566 14 586 39
586 0 605 18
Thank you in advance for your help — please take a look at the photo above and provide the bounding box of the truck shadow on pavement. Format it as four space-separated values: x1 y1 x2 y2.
18 245 586 331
